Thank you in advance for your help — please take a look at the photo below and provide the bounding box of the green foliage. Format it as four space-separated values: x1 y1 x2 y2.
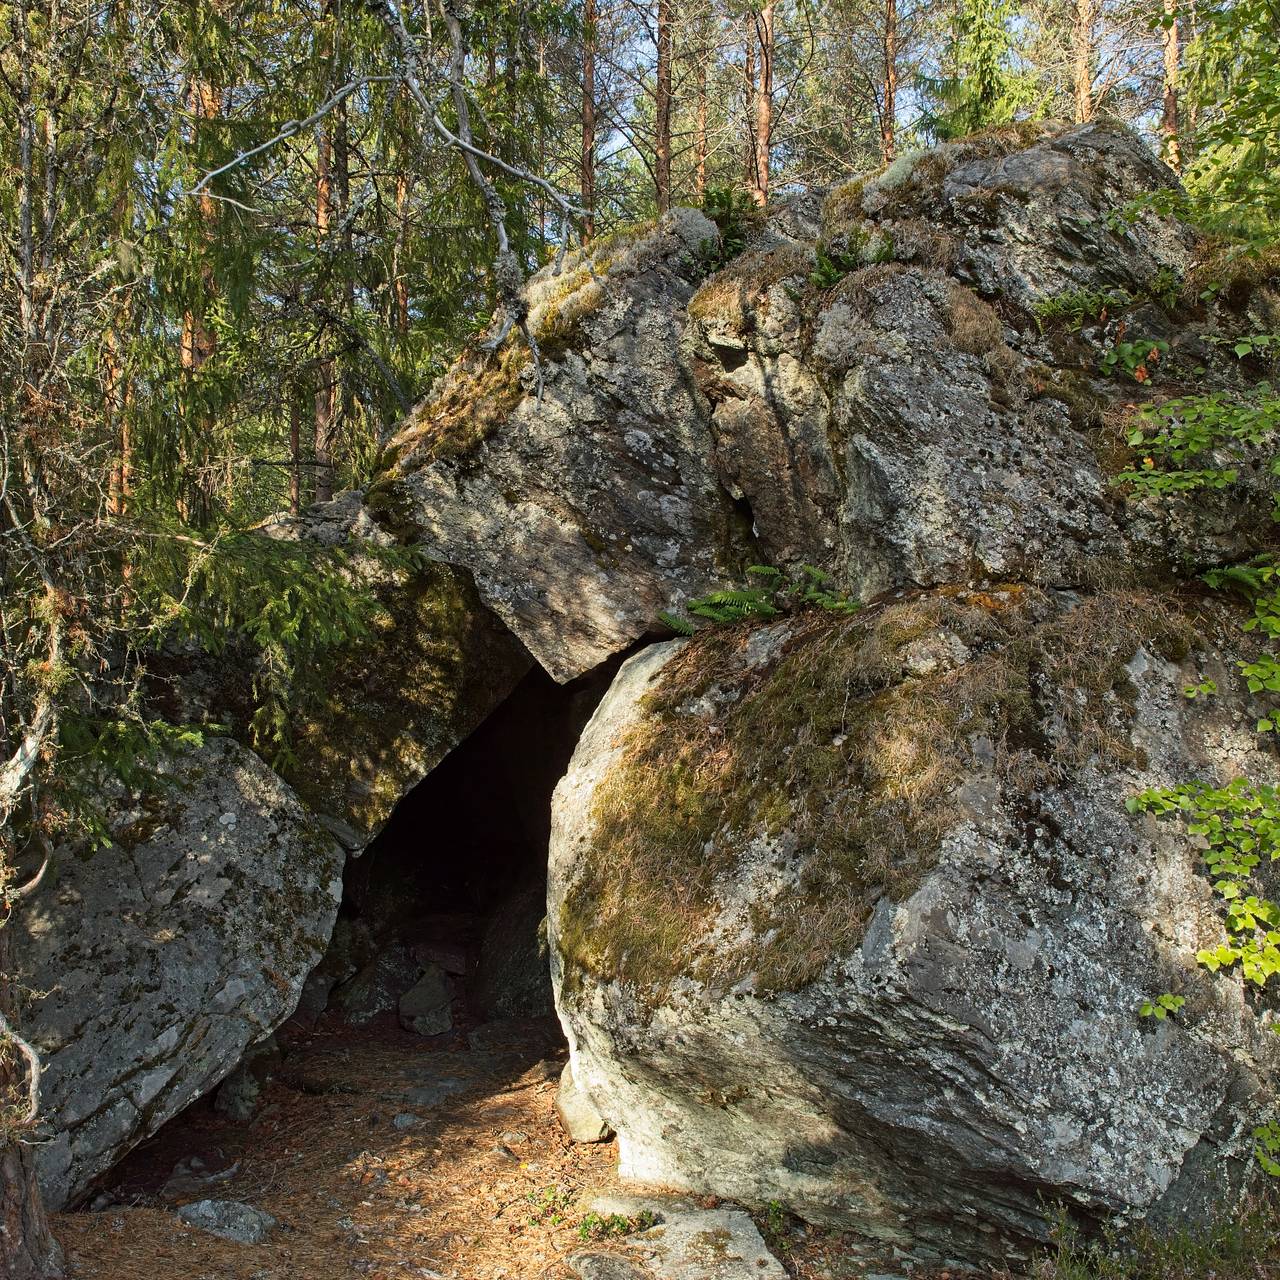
1181 0 1280 241
1129 778 1280 986
138 532 421 764
1138 993 1186 1020
809 245 860 289
1037 1197 1280 1279
576 1210 656 1240
525 1184 574 1227
921 0 1044 141
808 229 894 289
1032 287 1131 334
663 565 862 632
700 185 758 268
1115 384 1280 500
1100 337 1169 382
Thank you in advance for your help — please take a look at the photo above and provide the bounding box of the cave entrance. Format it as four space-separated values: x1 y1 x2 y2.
305 658 617 1042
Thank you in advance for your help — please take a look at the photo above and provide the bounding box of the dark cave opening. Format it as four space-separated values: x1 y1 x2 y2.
95 657 618 1208
299 655 620 1039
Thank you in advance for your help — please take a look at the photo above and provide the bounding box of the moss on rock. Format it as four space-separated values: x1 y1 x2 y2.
559 587 1202 1000
280 558 529 840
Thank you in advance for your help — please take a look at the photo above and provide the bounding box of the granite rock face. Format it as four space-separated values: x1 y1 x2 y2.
548 592 1280 1263
18 738 343 1208
376 120 1271 685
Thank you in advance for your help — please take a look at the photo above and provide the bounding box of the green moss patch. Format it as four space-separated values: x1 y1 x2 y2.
559 588 1201 1001
387 342 531 470
281 559 527 839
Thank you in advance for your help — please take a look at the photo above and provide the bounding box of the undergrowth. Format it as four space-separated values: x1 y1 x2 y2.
1023 1198 1280 1279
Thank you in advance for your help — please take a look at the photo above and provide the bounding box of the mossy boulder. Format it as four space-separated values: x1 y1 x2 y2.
548 590 1280 1264
260 490 531 846
374 122 1274 688
18 737 344 1208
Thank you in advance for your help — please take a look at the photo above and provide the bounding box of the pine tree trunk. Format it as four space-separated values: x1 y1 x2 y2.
695 51 708 200
1072 0 1095 122
582 0 597 239
654 0 673 213
1162 0 1181 170
744 16 756 190
315 114 337 506
0 926 63 1280
881 0 897 163
180 70 220 524
289 396 302 516
751 3 774 207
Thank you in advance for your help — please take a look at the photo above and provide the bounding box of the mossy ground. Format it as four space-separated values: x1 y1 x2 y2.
559 587 1202 1001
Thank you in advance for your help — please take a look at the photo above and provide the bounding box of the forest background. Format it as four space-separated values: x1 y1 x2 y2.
0 0 1277 1274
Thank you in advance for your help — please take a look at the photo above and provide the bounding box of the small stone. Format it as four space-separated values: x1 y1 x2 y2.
555 1061 613 1143
392 1113 420 1130
178 1199 276 1245
398 963 453 1036
567 1254 649 1280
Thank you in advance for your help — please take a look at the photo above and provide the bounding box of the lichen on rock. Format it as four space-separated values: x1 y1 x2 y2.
548 587 1280 1262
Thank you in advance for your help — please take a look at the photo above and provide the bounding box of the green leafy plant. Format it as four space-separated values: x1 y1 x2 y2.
700 185 758 268
662 564 861 633
1129 778 1280 987
1032 286 1131 333
1101 335 1169 382
526 1183 574 1227
809 245 859 289
576 1209 656 1240
1114 386 1280 501
1138 993 1186 1020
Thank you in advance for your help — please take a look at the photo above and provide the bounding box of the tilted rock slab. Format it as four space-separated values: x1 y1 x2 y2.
18 737 343 1207
548 591 1280 1263
375 121 1270 685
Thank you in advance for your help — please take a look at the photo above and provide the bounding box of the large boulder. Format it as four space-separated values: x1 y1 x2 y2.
548 589 1280 1264
17 737 343 1208
373 121 1271 685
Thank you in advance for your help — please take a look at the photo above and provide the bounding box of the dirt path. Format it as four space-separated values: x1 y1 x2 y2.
52 1018 621 1280
52 1018 957 1280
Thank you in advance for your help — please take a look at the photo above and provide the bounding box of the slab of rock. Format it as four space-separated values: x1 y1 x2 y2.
548 592 1280 1262
472 877 555 1019
331 941 423 1026
568 1196 785 1280
376 121 1271 686
259 491 532 842
18 737 343 1209
178 1199 276 1244
555 1061 613 1143
398 963 453 1036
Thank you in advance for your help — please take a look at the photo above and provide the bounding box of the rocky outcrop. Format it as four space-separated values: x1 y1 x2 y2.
19 737 343 1208
375 120 1273 684
548 589 1280 1264
261 490 532 846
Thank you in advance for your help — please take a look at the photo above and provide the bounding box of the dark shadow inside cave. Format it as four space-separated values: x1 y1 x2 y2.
91 655 619 1209
299 655 622 1038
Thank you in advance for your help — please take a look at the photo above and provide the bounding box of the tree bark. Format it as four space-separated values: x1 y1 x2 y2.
743 13 756 190
695 48 708 200
286 393 301 515
582 0 597 238
0 923 63 1280
314 111 337 505
880 0 897 163
1072 0 1095 122
1162 0 1181 170
751 3 774 206
654 0 673 213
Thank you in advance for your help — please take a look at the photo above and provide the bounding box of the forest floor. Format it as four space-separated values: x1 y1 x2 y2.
51 1016 934 1280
